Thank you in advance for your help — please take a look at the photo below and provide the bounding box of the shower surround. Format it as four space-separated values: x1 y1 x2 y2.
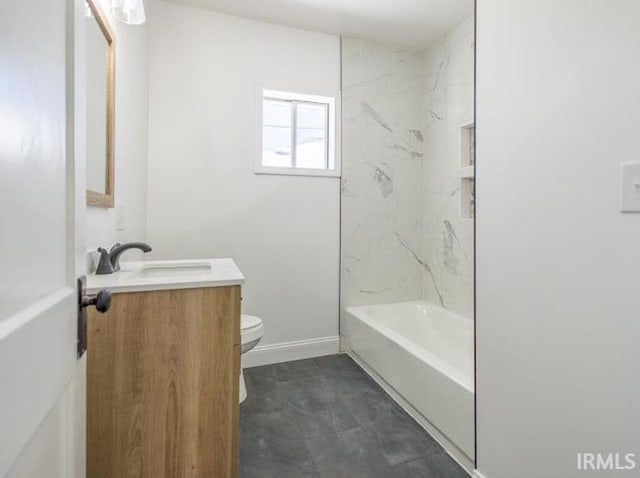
341 16 474 320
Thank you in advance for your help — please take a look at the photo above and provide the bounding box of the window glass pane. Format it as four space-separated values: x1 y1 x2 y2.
295 102 327 169
262 99 292 167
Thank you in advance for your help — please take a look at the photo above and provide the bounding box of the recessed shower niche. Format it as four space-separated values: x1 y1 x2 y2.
460 122 475 220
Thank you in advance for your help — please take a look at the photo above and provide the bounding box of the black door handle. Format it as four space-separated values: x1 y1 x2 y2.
77 276 112 358
81 288 112 313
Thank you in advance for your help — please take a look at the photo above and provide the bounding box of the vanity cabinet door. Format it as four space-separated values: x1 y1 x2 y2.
87 285 241 478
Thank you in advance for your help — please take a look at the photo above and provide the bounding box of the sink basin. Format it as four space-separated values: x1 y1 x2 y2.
130 262 212 279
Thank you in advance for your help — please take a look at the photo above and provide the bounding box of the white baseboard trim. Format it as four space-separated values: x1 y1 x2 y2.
473 471 488 478
243 336 340 368
346 350 476 477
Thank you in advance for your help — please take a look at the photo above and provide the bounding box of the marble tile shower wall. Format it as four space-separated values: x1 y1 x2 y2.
340 16 474 320
341 38 425 309
422 17 474 317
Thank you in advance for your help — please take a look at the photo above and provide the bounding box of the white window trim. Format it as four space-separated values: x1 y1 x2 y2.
255 87 341 178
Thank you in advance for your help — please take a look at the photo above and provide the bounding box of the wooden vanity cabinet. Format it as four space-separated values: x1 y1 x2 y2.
87 286 241 478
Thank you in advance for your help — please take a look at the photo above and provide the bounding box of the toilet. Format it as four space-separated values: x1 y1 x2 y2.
239 314 264 403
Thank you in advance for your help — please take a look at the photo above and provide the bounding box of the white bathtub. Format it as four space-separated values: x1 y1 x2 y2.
344 301 475 461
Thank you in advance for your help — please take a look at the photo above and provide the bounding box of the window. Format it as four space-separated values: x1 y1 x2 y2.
257 89 338 177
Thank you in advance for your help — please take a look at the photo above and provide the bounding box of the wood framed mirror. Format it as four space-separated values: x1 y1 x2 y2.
86 0 115 208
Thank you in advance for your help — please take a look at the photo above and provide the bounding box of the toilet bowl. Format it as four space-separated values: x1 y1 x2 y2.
240 314 264 403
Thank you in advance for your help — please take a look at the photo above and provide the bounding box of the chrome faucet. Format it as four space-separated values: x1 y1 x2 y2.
95 242 152 274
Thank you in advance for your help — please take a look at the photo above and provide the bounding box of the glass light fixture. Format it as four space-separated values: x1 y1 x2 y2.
111 0 146 25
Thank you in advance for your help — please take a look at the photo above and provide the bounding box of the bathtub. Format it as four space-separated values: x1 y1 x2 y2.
344 301 474 462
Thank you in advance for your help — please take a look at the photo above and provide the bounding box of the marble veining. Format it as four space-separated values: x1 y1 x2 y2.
371 163 393 197
442 220 469 275
394 232 445 307
390 141 422 160
361 101 393 133
428 109 443 121
409 129 423 143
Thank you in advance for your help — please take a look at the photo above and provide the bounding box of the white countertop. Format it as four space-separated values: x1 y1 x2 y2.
86 258 245 294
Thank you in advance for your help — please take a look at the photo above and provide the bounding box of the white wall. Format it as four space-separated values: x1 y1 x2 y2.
85 0 149 260
476 1 640 477
340 39 425 310
422 17 474 317
146 0 341 353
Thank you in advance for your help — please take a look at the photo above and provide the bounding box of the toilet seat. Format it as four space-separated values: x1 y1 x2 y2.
241 314 264 346
239 314 265 403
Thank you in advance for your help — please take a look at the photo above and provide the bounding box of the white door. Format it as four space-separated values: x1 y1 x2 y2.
0 0 86 476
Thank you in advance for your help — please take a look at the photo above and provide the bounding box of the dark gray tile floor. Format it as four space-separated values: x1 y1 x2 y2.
240 354 469 478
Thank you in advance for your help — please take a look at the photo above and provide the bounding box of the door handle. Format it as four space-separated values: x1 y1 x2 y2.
77 276 111 358
81 288 112 313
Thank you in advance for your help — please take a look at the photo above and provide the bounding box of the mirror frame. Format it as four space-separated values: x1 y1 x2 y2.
86 0 116 208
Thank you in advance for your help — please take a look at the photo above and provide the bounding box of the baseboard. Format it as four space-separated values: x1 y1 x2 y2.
243 336 340 368
346 350 475 477
473 471 488 478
